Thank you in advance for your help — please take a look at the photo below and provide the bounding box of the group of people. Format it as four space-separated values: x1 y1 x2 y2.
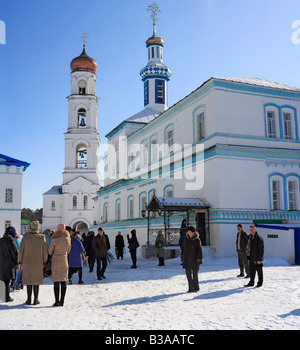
236 224 264 288
0 223 141 305
0 219 264 305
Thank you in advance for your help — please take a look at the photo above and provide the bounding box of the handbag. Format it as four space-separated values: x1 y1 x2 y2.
44 255 52 277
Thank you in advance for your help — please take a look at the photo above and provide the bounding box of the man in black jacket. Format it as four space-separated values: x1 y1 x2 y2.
181 226 203 293
0 226 18 302
236 224 249 278
244 225 264 288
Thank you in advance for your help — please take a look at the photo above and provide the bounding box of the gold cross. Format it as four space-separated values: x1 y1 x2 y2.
80 32 89 46
147 2 161 26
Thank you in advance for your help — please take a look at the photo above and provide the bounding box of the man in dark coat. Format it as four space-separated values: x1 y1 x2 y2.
0 226 18 302
245 225 264 288
84 231 96 272
127 229 139 268
181 226 203 293
236 224 249 277
92 227 110 280
115 232 125 260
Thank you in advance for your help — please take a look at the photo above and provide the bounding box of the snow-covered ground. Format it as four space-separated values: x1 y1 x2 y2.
1 247 300 330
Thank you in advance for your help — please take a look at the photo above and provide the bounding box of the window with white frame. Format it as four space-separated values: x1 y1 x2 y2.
103 203 108 223
283 112 293 140
128 196 134 219
288 179 298 210
166 126 173 153
267 111 277 138
196 112 205 141
165 186 173 198
83 195 88 210
116 199 121 221
73 195 77 209
141 140 148 166
51 201 56 211
140 193 146 213
150 135 158 161
5 188 13 203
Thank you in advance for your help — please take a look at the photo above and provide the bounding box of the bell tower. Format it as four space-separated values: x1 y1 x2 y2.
63 43 100 186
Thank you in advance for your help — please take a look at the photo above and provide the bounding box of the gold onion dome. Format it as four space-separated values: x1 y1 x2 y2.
70 46 97 73
146 34 164 47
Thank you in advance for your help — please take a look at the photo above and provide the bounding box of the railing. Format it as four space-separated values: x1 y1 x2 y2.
148 228 182 246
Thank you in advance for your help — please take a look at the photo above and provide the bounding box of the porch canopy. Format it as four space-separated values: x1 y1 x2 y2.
144 195 210 246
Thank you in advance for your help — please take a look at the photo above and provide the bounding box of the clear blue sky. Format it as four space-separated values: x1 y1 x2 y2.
1 0 300 209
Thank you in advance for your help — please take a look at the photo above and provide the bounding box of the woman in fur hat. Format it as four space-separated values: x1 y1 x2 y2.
48 223 71 306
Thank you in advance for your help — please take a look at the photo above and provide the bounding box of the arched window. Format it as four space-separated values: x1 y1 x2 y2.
115 199 121 221
269 174 285 210
103 203 108 223
287 176 299 210
128 195 134 219
83 195 88 210
196 112 205 141
73 195 77 209
141 140 148 167
76 144 87 169
164 185 173 198
78 108 87 128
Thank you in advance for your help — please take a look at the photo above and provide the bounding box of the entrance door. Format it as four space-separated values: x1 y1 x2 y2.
196 212 207 246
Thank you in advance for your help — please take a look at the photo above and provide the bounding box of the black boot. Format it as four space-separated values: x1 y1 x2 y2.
60 282 66 306
33 285 40 305
26 285 32 305
53 283 60 306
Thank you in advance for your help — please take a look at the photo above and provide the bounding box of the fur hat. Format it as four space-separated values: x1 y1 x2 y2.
57 223 66 231
31 221 40 231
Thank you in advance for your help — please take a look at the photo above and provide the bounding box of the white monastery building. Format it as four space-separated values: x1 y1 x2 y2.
43 3 300 257
0 154 30 234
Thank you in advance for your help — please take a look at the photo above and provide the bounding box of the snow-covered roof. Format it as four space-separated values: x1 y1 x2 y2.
214 77 300 92
125 107 160 123
43 185 62 195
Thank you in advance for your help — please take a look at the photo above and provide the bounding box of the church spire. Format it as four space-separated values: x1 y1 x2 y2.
140 2 171 113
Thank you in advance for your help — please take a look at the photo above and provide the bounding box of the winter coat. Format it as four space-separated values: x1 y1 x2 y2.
69 236 85 268
48 229 71 282
92 234 109 258
18 230 48 285
115 234 125 250
127 235 139 251
0 234 18 281
181 231 203 271
246 232 264 262
236 230 249 252
84 233 95 259
155 233 165 258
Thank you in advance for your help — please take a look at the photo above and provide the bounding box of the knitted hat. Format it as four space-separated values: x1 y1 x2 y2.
5 226 16 237
57 223 66 231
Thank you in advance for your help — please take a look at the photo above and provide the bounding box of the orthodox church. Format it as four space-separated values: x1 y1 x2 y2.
43 3 300 257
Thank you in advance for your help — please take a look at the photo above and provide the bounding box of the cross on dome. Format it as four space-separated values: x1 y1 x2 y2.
147 2 161 36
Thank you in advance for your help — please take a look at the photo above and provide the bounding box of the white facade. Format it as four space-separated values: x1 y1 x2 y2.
42 47 101 233
94 47 300 257
0 154 30 235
